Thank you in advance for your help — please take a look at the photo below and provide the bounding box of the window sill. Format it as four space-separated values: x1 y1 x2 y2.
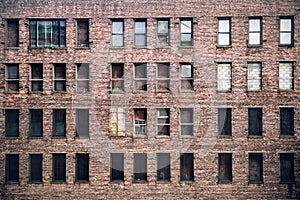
279 135 295 139
248 135 263 139
5 136 19 139
51 181 67 184
156 46 171 49
247 44 263 48
76 91 90 94
180 180 194 184
280 181 295 184
5 91 19 94
216 90 232 93
28 181 42 184
278 44 294 48
109 135 126 138
157 180 171 184
52 91 67 94
110 90 125 94
5 181 19 184
248 181 263 184
75 47 90 50
179 46 194 49
218 180 232 184
179 90 194 93
110 180 124 184
74 136 90 139
133 46 147 49
52 136 67 139
218 135 232 139
29 91 43 94
133 180 148 184
75 180 89 184
216 45 232 48
279 90 294 92
29 47 67 50
132 90 147 93
247 90 262 92
28 136 43 139
180 135 194 138
5 47 19 50
156 135 171 138
156 90 170 93
133 135 148 139
110 46 125 49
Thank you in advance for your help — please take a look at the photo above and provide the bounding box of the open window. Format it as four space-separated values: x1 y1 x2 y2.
134 108 147 137
109 108 125 137
111 63 124 92
110 153 124 182
134 153 147 182
180 64 194 91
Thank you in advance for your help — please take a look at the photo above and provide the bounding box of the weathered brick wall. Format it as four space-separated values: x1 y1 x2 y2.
0 0 299 199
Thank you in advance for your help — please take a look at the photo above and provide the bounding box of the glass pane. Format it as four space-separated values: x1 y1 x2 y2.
181 80 193 91
30 21 37 47
181 34 192 42
181 20 192 33
31 81 43 92
249 33 260 45
7 66 18 79
55 65 66 79
135 80 147 91
218 20 229 32
280 19 291 31
77 80 89 92
135 21 146 34
45 21 51 47
55 81 66 91
135 64 146 78
135 35 146 46
112 22 123 34
157 80 170 91
280 33 291 44
218 34 230 45
157 21 168 34
157 35 169 46
248 80 261 91
37 21 45 47
52 21 59 47
60 21 66 47
112 35 123 47
7 81 19 92
157 64 169 78
181 65 192 78
77 64 89 79
181 125 193 136
249 19 260 31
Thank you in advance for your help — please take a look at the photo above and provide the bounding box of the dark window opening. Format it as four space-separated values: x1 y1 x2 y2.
76 154 89 182
6 64 19 93
134 19 147 47
180 108 194 136
110 153 124 182
52 154 66 182
53 63 66 92
77 20 89 47
180 153 194 181
5 109 19 137
156 63 170 92
218 153 232 183
249 153 263 183
134 63 147 91
76 109 89 137
248 108 262 136
6 154 19 183
53 109 66 137
280 153 294 183
111 64 124 92
76 63 90 93
29 154 43 183
134 153 147 182
218 108 232 136
157 153 170 182
29 109 43 137
30 63 43 92
6 20 19 47
157 108 170 136
134 108 147 136
280 108 294 136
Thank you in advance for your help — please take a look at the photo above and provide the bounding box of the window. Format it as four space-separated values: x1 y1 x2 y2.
30 20 66 48
157 19 170 47
30 63 43 92
249 153 263 183
53 109 66 137
180 108 194 136
5 154 19 183
109 107 125 137
279 62 293 91
218 153 232 183
180 64 193 91
157 108 170 136
248 108 262 137
6 64 19 93
218 18 231 46
76 154 89 182
280 17 293 46
76 63 89 93
6 19 19 47
157 153 170 182
29 154 43 183
5 109 19 137
29 109 43 137
217 63 231 92
280 108 294 136
111 63 124 92
53 63 66 92
134 19 147 47
76 19 89 47
280 153 294 183
248 63 262 91
180 19 193 46
134 153 147 182
110 153 124 182
218 108 232 136
134 108 147 137
134 63 147 92
111 20 124 47
248 17 262 45
76 109 89 138
156 63 170 92
180 153 194 181
52 154 66 182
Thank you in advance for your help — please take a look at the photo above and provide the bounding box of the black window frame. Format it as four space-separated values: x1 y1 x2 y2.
52 109 66 137
280 153 295 183
75 153 89 182
29 154 43 183
157 153 171 182
218 108 232 136
110 153 124 182
180 153 194 182
217 17 231 47
52 153 66 182
5 154 19 183
29 109 43 137
248 17 262 46
6 19 19 48
5 109 19 137
280 108 294 136
279 16 294 46
133 153 147 182
248 108 263 137
218 153 232 183
248 153 263 184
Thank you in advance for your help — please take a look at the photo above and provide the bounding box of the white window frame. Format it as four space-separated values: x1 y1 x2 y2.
247 63 262 91
279 62 294 91
217 63 232 92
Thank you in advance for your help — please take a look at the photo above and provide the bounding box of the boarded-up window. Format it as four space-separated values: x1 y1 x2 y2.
156 63 170 91
29 109 43 137
218 108 232 136
134 108 147 136
76 154 89 182
180 153 194 181
76 63 89 93
110 153 124 182
217 63 231 92
180 64 193 91
5 109 19 137
134 153 147 182
5 154 19 183
30 63 43 92
279 62 293 91
52 154 66 182
157 19 170 47
248 108 262 136
29 154 43 183
157 153 170 182
180 19 193 46
77 20 89 47
111 64 124 92
53 63 66 92
180 108 193 136
76 109 89 137
157 108 170 136
280 108 294 136
249 153 263 183
109 108 125 137
134 63 147 91
53 109 66 137
248 63 262 91
6 64 19 93
218 153 232 183
6 20 19 47
111 20 124 47
280 153 294 183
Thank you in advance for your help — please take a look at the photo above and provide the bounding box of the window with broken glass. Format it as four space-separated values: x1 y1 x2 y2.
111 64 124 92
248 153 263 183
156 108 170 136
134 108 147 137
180 64 194 92
6 19 19 47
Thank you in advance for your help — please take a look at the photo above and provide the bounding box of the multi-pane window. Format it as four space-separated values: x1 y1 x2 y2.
6 19 19 47
180 64 194 91
157 153 170 182
218 18 231 46
29 109 43 137
156 63 170 92
76 109 89 138
5 154 19 183
52 154 66 182
180 19 193 46
53 63 66 92
134 63 147 92
134 153 147 182
6 64 19 93
134 19 147 47
30 20 66 48
180 108 194 136
279 62 293 91
76 63 90 93
218 153 232 183
29 154 43 183
157 108 170 136
180 153 194 181
248 108 262 136
248 17 262 45
111 63 124 92
30 63 43 92
280 153 294 183
109 107 125 137
248 63 262 91
110 153 124 182
5 109 19 137
111 20 124 47
249 153 263 183
280 17 293 46
218 108 232 136
53 109 66 137
76 19 89 47
157 19 170 47
134 108 147 137
280 108 294 136
76 154 89 182
217 63 231 92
